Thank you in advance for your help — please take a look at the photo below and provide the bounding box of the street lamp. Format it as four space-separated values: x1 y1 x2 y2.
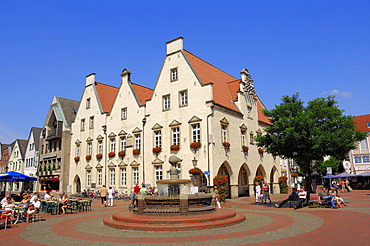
102 125 107 186
192 157 198 167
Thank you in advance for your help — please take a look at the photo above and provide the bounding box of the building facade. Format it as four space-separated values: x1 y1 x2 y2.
0 143 10 173
348 114 370 174
7 139 28 191
24 127 42 192
68 37 281 198
38 96 79 192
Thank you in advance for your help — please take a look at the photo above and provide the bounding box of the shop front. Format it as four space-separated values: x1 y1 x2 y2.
39 175 60 192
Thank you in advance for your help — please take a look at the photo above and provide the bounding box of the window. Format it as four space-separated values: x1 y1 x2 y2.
121 108 127 120
81 119 85 131
367 122 370 128
250 132 254 144
87 170 91 186
221 125 227 143
98 141 103 154
154 131 162 147
120 168 127 186
133 167 139 185
363 156 370 163
110 169 115 186
76 145 81 156
89 116 94 129
110 138 116 153
41 145 44 154
241 168 247 185
354 157 362 163
241 130 246 146
87 142 92 155
98 170 102 186
172 127 180 146
360 139 368 150
179 90 188 106
86 98 91 109
155 166 163 181
192 124 200 143
135 134 141 149
171 68 178 81
247 106 252 118
120 137 126 151
163 95 170 111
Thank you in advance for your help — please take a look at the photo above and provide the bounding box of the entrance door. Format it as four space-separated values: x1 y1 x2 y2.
75 176 81 194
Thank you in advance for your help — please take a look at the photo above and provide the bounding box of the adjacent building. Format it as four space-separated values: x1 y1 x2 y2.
38 96 79 192
68 37 280 198
7 139 28 191
23 127 42 191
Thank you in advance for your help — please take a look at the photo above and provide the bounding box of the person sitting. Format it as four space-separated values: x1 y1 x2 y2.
58 192 66 202
26 196 41 223
331 188 347 207
318 187 336 208
2 196 15 211
44 191 53 200
293 187 307 210
139 184 148 195
61 196 71 214
275 187 298 208
30 192 39 203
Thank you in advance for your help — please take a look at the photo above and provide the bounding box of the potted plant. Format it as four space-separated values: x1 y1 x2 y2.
290 173 299 178
242 145 249 152
118 150 126 157
213 175 228 202
96 153 102 160
188 167 202 176
278 176 288 194
170 144 180 151
253 175 264 185
108 152 116 158
152 146 162 153
74 156 80 162
222 142 231 148
133 149 140 155
85 155 92 160
258 148 264 154
190 142 201 150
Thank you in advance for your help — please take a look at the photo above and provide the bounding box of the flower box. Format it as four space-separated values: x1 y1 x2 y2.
85 155 92 160
74 156 80 162
118 150 126 157
152 146 162 153
108 152 116 158
133 149 140 155
170 145 180 151
258 148 264 154
254 175 264 184
190 142 201 150
189 167 202 175
222 142 231 148
291 173 299 177
242 145 249 152
96 154 102 160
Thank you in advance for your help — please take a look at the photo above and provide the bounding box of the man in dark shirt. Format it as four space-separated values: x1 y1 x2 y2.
275 187 298 208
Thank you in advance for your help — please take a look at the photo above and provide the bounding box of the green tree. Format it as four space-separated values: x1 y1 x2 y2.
256 94 366 195
316 157 344 176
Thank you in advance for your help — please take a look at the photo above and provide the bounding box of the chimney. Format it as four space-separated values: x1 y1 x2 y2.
86 73 96 86
166 37 184 55
121 69 131 84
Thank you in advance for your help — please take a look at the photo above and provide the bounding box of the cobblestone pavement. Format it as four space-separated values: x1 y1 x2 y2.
2 190 370 245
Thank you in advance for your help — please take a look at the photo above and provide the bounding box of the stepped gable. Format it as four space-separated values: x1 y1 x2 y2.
183 50 239 112
353 114 370 132
131 83 153 106
95 82 119 114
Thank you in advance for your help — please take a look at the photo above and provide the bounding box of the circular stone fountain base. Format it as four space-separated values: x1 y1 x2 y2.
103 209 246 231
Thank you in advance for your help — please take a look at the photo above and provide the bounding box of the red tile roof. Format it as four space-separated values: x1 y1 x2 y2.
95 82 119 114
353 114 370 132
131 83 153 106
183 50 239 112
227 79 241 101
257 99 271 125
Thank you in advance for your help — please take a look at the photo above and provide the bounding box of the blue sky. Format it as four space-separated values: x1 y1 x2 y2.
1 1 369 143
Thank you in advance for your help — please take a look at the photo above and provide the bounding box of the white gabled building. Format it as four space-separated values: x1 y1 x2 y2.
68 37 280 198
7 139 28 191
24 127 42 192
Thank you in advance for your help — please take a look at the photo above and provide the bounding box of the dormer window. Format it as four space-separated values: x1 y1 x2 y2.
86 98 91 109
171 68 178 82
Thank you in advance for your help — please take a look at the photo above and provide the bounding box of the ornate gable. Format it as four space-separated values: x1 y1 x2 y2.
108 132 116 139
86 137 93 143
85 164 92 170
220 117 229 125
96 163 103 169
132 127 142 133
151 123 163 130
152 157 164 165
118 130 127 137
130 160 140 166
96 134 104 141
75 139 81 145
188 115 202 123
239 123 247 131
108 162 116 168
118 161 128 168
169 119 182 127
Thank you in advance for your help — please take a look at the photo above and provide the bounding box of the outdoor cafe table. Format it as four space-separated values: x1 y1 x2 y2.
41 200 63 215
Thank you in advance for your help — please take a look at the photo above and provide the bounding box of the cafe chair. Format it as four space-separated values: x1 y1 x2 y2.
0 210 14 229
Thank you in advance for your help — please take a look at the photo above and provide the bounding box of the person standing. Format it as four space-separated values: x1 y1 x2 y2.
99 185 108 207
130 183 140 206
293 187 307 209
107 187 115 207
262 182 271 204
255 182 261 203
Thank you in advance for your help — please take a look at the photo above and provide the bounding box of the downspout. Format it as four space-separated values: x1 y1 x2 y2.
142 117 147 183
206 105 214 192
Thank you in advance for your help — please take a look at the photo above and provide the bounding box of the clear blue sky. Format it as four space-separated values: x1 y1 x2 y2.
1 1 369 144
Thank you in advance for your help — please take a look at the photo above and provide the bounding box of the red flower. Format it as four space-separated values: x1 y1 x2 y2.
222 142 231 148
96 154 102 160
258 148 264 154
133 149 140 155
189 167 202 175
170 145 180 151
85 155 92 160
291 173 299 177
190 142 201 150
242 145 249 152
118 150 126 157
152 146 162 153
108 152 116 157
74 156 80 162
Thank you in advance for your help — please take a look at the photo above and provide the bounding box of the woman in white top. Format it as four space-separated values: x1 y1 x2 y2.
107 187 115 207
44 191 52 200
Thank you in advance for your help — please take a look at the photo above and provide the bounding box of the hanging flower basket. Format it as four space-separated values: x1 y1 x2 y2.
258 148 264 154
96 154 102 160
85 155 92 160
291 173 299 177
152 146 162 153
222 142 231 148
253 175 264 185
189 167 202 175
242 145 249 152
170 145 180 151
118 150 126 157
190 142 201 150
74 156 80 162
133 149 140 155
213 175 228 187
108 152 116 158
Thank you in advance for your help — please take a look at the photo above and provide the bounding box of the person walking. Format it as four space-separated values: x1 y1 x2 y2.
107 187 115 207
255 182 261 203
262 182 271 204
275 187 298 208
99 185 108 207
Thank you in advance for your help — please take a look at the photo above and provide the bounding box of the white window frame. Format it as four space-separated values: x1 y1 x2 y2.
76 145 81 156
110 138 116 153
191 123 201 143
87 142 92 155
360 139 368 150
87 170 91 186
155 165 163 181
171 67 178 81
98 141 103 155
110 169 115 186
241 130 246 146
135 134 141 149
172 127 180 146
86 98 91 109
163 95 171 111
179 90 188 106
120 168 127 186
221 125 228 143
154 130 162 147
121 107 127 120
133 167 139 185
81 119 85 131
89 116 94 129
98 170 102 186
120 137 126 151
